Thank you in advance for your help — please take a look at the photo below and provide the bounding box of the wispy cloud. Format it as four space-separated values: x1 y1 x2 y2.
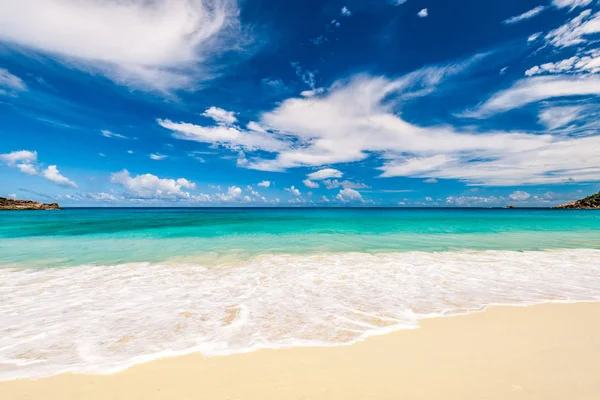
101 130 128 139
0 0 244 91
149 153 168 160
0 68 27 95
502 6 546 25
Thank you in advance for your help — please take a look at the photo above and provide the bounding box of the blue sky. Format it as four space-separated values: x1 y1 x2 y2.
1 0 599 207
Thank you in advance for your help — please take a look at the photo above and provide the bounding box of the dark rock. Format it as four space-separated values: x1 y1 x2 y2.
554 191 600 209
0 197 61 210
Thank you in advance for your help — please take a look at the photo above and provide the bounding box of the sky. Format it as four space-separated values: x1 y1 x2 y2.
1 0 600 207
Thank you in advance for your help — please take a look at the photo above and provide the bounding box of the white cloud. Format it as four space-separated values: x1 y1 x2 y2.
149 153 168 160
300 87 325 97
257 180 271 188
0 150 37 166
163 55 600 186
341 7 352 17
0 68 26 94
417 9 428 18
525 51 600 76
41 165 78 188
307 168 343 180
285 186 301 196
538 106 584 129
216 186 243 201
466 75 600 117
292 62 317 89
111 169 194 199
236 151 249 167
423 178 438 183
247 121 267 133
552 0 592 10
127 150 134 154
509 191 531 201
202 106 237 126
336 188 364 203
527 32 542 42
101 130 127 139
0 150 78 187
445 195 507 207
545 9 600 48
302 179 320 189
502 6 546 25
158 118 287 153
0 0 241 91
87 192 117 201
17 163 39 175
322 179 369 189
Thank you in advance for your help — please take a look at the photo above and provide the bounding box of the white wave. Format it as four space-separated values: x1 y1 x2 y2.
1 249 600 380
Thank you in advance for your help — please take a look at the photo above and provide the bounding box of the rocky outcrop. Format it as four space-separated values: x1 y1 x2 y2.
0 197 61 210
554 191 600 209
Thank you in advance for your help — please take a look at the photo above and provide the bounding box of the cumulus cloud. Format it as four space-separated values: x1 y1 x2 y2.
257 180 271 187
307 168 343 180
509 190 531 201
0 0 242 91
341 7 352 17
111 169 195 199
41 165 78 188
101 130 127 139
0 150 78 187
502 6 546 25
285 186 301 196
202 106 237 126
0 150 38 167
216 186 243 201
417 9 428 18
336 188 364 203
302 179 320 189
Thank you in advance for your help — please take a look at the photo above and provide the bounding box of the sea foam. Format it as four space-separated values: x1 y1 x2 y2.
1 249 600 380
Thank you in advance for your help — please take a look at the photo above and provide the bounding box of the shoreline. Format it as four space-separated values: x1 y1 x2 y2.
3 301 600 399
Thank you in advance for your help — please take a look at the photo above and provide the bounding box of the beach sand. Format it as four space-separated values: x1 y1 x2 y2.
3 302 600 400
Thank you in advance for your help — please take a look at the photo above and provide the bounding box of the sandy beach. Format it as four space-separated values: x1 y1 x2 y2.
3 301 600 400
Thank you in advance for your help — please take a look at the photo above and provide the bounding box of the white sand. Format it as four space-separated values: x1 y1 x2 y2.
3 302 600 400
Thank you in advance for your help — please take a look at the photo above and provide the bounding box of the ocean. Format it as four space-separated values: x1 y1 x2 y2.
1 208 599 379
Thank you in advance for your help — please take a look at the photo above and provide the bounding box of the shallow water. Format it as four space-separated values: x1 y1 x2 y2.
1 208 599 379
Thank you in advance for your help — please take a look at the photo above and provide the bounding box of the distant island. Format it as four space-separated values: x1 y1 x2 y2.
554 191 600 209
0 197 61 210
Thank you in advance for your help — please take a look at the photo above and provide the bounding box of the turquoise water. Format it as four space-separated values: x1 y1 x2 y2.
1 208 599 268
1 208 600 379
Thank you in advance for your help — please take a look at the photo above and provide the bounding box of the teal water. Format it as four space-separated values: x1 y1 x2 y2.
2 208 600 380
0 208 599 268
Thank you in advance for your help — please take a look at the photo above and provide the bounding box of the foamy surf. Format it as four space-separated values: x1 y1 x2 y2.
1 249 600 380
